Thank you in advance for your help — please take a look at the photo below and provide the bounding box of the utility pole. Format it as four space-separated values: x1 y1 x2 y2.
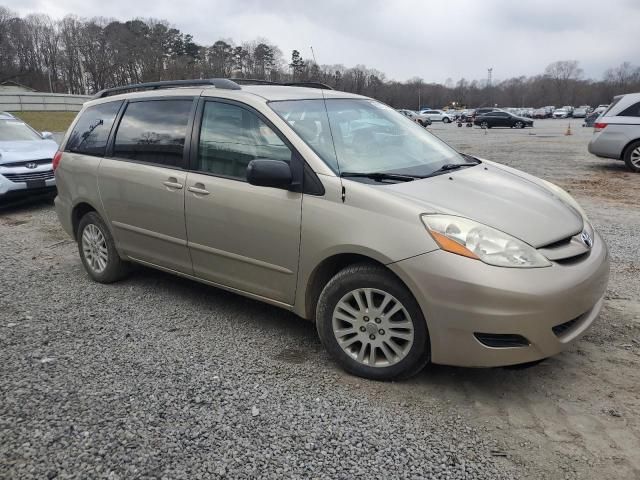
487 68 493 87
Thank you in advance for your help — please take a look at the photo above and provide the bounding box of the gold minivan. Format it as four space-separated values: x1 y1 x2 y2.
54 79 609 380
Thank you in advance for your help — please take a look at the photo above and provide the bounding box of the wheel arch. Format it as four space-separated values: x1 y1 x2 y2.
303 253 417 324
71 201 99 238
621 137 640 161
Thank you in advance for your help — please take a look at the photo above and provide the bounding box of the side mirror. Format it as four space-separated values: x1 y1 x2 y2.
246 159 292 189
41 131 53 139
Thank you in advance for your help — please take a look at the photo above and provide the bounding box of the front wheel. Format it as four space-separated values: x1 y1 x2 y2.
77 212 129 283
515 121 524 129
481 121 489 129
316 264 430 380
624 140 640 173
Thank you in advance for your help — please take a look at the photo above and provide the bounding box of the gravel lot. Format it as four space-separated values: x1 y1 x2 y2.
1 119 639 479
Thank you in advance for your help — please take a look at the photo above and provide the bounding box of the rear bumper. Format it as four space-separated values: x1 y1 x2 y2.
389 230 610 367
588 132 625 160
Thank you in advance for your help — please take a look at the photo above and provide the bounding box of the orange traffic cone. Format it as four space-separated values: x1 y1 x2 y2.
565 123 572 136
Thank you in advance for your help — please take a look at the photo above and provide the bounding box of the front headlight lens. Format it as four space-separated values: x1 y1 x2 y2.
421 214 551 268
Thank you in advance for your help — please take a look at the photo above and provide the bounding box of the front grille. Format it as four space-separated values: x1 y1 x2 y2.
552 317 580 337
2 158 52 168
474 333 530 348
3 170 55 183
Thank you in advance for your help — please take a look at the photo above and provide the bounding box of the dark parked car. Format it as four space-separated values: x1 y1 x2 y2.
474 111 534 129
474 107 499 118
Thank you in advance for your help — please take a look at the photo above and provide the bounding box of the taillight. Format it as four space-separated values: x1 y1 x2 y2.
52 151 63 171
594 122 607 132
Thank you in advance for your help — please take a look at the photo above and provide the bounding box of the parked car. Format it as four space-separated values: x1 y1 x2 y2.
583 107 607 127
474 107 499 118
419 109 453 123
397 109 432 127
533 108 548 119
459 109 476 121
572 107 588 118
0 112 58 200
474 111 534 128
552 109 570 119
588 93 640 172
561 106 574 117
54 78 609 380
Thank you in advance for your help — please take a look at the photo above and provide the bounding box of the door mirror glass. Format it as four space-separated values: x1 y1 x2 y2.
41 131 53 139
246 159 292 189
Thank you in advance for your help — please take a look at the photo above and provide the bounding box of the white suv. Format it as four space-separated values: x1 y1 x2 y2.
0 112 58 198
588 93 640 172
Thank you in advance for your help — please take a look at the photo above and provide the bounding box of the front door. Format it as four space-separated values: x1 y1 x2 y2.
98 98 195 273
185 99 303 304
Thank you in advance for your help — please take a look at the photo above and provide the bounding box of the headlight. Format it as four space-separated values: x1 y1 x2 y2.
540 180 589 222
421 214 551 268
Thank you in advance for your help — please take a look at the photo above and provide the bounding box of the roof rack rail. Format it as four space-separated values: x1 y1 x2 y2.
283 82 334 90
232 78 334 90
230 78 280 85
92 78 241 99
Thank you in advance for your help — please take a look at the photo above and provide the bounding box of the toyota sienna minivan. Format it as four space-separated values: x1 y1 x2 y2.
54 79 610 380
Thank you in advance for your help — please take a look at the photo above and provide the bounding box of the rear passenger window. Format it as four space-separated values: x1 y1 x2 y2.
197 101 291 179
66 101 122 156
113 100 192 167
619 102 640 117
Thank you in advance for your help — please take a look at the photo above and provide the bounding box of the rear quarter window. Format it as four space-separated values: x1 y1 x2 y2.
619 101 640 118
66 101 123 156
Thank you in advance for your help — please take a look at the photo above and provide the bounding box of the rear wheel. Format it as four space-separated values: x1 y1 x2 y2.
623 140 640 173
481 121 489 129
316 264 430 380
77 212 129 283
443 117 451 123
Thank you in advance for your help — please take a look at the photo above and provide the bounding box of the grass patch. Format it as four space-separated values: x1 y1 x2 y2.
10 111 78 132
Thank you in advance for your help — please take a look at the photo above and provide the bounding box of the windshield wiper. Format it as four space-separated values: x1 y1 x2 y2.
425 161 480 177
340 171 422 182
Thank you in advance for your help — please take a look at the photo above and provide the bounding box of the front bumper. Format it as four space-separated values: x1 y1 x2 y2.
390 230 610 367
0 167 56 196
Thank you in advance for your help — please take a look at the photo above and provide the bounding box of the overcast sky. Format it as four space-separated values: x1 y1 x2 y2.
6 0 640 83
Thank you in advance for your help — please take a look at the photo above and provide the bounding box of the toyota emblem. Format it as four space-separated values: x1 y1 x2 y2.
581 231 593 249
25 162 37 169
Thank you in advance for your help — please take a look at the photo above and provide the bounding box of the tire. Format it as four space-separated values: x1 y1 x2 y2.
77 211 129 283
624 140 640 173
481 121 489 129
515 121 523 129
316 263 430 380
443 117 451 123
418 120 425 127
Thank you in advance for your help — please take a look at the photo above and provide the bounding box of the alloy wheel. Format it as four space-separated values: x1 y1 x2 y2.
82 224 108 273
332 288 415 367
630 147 640 168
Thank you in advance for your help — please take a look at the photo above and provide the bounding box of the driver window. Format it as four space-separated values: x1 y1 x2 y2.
197 101 291 179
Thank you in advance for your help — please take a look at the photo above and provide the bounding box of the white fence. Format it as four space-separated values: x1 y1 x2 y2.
0 92 91 112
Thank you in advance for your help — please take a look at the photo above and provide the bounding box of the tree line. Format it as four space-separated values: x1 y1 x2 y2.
1 8 639 109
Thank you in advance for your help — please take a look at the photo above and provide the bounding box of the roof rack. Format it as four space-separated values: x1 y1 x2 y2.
92 78 241 99
232 78 334 90
283 82 334 90
230 78 280 85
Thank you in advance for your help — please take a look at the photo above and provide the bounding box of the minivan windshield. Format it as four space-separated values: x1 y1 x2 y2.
0 119 42 142
269 99 466 177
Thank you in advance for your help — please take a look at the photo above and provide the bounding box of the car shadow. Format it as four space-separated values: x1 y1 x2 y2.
0 192 56 214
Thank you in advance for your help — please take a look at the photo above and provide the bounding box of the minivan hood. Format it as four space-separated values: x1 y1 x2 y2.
381 163 583 248
0 139 58 164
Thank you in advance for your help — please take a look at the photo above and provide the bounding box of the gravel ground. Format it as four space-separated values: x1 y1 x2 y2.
1 119 639 479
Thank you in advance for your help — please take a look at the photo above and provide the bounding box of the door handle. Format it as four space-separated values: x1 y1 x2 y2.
163 178 183 189
188 183 210 195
